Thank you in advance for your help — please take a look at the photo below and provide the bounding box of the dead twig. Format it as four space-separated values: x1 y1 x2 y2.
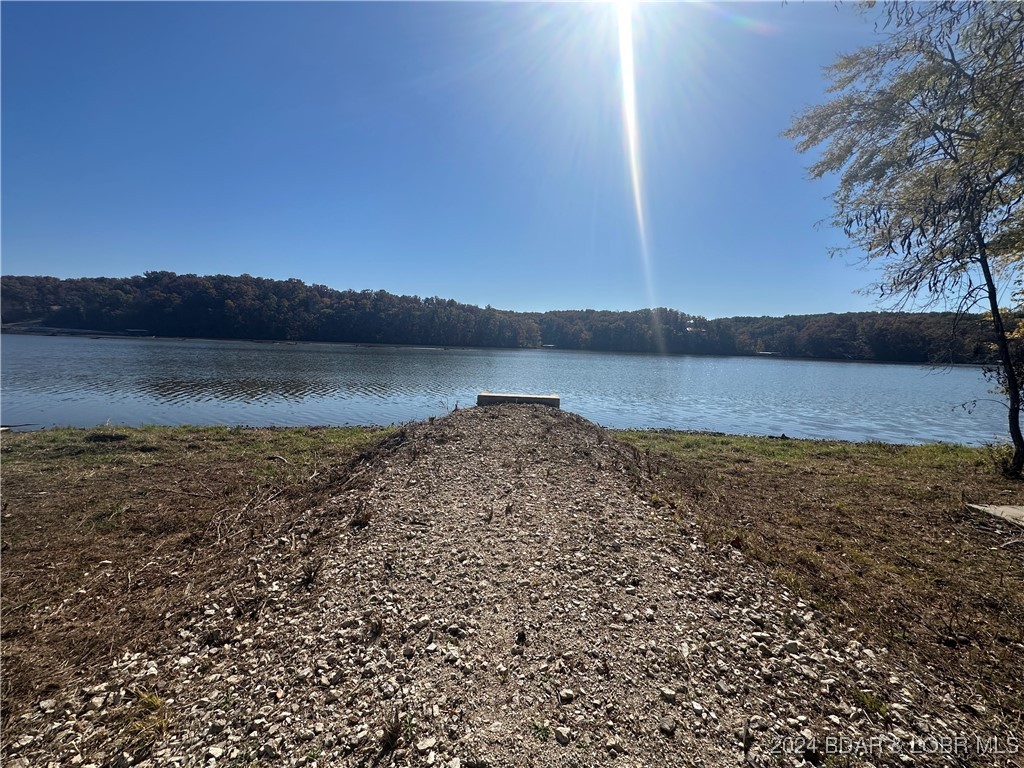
143 486 215 499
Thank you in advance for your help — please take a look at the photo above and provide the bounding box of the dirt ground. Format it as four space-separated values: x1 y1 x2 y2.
616 430 1024 720
2 410 1022 767
1 424 390 732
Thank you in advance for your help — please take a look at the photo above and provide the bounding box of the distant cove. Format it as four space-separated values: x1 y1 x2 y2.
0 334 1008 445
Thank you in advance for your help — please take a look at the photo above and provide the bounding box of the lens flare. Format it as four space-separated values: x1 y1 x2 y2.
617 1 664 352
617 1 645 253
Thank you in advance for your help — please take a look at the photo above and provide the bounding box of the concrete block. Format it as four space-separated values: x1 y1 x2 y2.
476 392 560 408
966 504 1024 528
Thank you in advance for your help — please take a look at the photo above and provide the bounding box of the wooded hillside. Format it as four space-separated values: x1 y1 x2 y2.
0 272 1001 363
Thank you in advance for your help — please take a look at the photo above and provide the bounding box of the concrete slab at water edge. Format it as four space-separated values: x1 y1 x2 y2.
966 504 1024 528
476 391 560 407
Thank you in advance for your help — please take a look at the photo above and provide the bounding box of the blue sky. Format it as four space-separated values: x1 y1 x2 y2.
3 1 890 318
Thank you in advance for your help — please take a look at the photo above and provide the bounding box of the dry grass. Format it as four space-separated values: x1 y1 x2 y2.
615 430 1024 719
0 424 393 729
5 419 1022 745
121 691 170 754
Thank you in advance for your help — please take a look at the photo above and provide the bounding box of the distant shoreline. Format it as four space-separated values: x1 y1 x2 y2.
0 324 985 368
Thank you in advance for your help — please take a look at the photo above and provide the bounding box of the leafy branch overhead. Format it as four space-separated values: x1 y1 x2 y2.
789 3 1023 296
786 0 1024 472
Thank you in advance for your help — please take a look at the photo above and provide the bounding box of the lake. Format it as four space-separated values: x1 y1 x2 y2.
0 333 1010 445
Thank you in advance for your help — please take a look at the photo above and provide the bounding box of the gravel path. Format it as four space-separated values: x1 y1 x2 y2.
6 405 1017 767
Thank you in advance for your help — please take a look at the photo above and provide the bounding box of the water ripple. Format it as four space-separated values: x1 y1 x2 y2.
0 334 1009 444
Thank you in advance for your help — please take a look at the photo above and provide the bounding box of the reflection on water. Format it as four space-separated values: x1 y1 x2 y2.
0 333 1009 445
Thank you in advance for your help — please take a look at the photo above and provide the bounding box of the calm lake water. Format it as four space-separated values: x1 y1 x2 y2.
0 333 1010 445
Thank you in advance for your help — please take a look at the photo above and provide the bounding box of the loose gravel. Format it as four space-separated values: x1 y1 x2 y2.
5 405 1018 767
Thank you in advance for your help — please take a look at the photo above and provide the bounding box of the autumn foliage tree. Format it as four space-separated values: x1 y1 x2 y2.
786 1 1024 472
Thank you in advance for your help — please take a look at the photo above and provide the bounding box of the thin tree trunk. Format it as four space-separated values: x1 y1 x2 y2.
976 236 1024 475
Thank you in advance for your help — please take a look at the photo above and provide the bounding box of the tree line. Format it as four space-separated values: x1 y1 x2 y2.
0 272 1005 364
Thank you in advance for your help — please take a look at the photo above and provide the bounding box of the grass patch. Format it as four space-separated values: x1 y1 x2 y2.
614 429 1024 719
850 689 889 719
0 424 393 732
122 691 170 752
530 721 551 742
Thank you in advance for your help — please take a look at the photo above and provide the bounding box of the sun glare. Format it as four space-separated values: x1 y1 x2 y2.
616 0 664 351
617 0 646 253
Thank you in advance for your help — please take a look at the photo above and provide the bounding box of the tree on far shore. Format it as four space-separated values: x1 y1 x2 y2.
786 1 1024 473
